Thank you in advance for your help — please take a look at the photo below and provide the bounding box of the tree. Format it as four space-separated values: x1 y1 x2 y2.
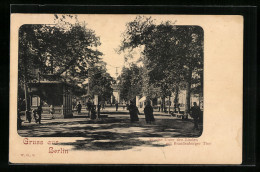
118 64 143 102
18 15 104 109
120 16 203 113
87 62 114 101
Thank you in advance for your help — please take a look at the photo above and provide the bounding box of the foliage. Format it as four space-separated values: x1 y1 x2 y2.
120 16 203 110
88 63 114 101
18 14 113 102
118 64 143 101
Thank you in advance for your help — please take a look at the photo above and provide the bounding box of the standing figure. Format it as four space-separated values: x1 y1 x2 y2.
97 103 101 119
190 102 200 130
26 109 32 123
115 102 119 111
37 105 43 124
144 101 155 124
77 102 82 114
50 104 55 119
86 99 92 117
101 101 105 110
177 103 181 114
72 101 76 110
128 101 139 122
90 105 97 120
33 109 38 123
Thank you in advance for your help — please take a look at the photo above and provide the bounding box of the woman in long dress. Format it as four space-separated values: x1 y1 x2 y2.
128 101 139 122
144 101 155 124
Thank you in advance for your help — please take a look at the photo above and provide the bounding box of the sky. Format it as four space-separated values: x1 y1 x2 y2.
53 14 178 78
76 14 178 79
77 15 139 78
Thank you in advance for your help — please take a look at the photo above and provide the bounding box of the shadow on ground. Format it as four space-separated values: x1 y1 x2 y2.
18 116 202 151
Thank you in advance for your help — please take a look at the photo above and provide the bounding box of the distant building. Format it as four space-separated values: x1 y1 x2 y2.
111 84 120 104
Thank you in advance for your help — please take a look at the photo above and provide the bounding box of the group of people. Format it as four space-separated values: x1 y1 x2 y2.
127 100 201 130
75 99 201 130
18 96 200 131
18 97 57 125
76 99 101 120
127 100 155 124
75 99 156 124
32 105 43 124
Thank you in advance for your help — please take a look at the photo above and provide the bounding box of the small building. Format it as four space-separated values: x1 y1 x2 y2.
27 74 73 118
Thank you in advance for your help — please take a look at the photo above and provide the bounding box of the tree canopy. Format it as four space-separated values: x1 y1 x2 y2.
118 64 143 101
18 15 113 100
120 16 203 111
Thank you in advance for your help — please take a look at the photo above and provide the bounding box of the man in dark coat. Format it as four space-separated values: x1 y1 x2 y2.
37 105 43 124
77 102 82 114
97 103 101 119
86 99 92 117
190 102 200 130
128 101 139 122
90 105 97 120
115 102 119 111
101 101 105 110
144 101 155 124
33 109 38 123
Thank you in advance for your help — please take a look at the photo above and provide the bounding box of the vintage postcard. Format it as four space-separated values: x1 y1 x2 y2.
10 14 243 164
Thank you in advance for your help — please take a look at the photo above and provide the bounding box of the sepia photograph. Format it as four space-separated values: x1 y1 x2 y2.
10 14 243 164
17 15 204 144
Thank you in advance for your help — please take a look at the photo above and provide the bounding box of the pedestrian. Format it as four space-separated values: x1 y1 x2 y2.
90 105 97 120
160 103 163 112
72 101 76 110
50 104 55 119
144 101 155 124
128 101 139 122
33 109 38 123
101 101 105 110
115 102 119 111
86 99 92 117
190 102 200 130
177 103 181 114
97 103 101 119
26 108 32 123
37 104 43 124
77 102 82 114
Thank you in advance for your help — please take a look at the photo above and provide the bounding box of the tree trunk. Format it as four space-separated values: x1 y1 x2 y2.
23 55 30 113
161 97 165 112
184 69 192 118
199 71 203 107
23 79 28 110
23 70 30 111
174 86 179 113
168 95 171 114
